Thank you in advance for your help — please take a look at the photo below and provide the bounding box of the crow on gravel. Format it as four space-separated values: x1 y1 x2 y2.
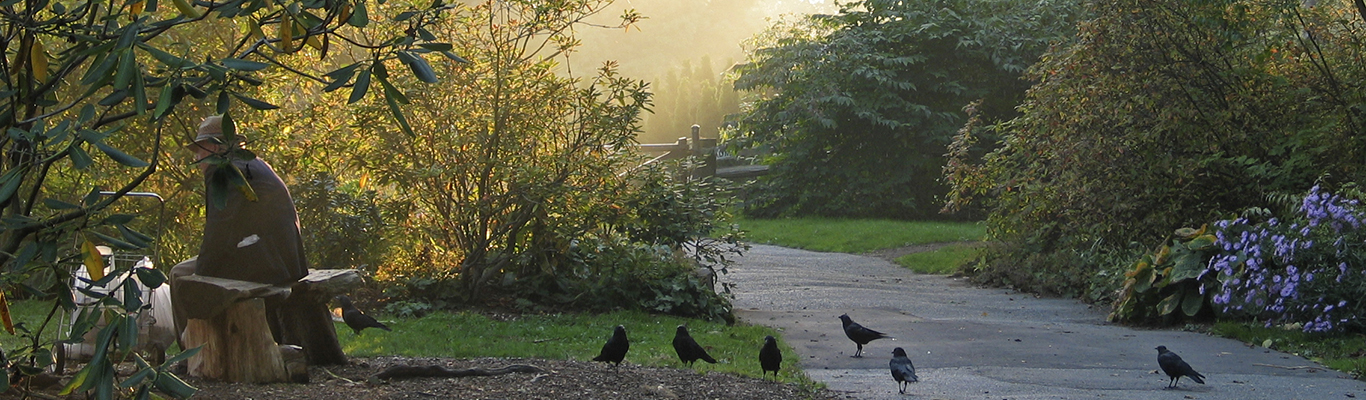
593 325 630 370
889 347 919 394
759 335 782 378
1156 345 1205 388
336 295 391 335
672 325 717 366
838 314 890 358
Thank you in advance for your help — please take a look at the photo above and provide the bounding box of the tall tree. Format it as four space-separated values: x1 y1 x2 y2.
347 1 648 302
0 0 459 394
733 0 1080 218
643 56 741 143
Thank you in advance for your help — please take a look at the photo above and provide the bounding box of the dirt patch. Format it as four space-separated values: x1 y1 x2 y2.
184 357 842 400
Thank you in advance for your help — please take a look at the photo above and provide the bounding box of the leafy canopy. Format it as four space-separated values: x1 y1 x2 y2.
732 0 1080 219
0 0 467 395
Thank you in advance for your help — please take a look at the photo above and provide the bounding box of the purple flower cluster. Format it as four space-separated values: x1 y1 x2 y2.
1205 185 1363 333
1303 185 1363 233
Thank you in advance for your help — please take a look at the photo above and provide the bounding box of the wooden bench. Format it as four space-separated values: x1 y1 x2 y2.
178 269 361 383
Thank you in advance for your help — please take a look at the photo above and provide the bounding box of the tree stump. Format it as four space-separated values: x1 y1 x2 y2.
183 298 287 383
178 275 291 383
175 269 362 382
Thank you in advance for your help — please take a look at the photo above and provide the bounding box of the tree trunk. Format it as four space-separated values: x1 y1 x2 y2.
184 298 288 383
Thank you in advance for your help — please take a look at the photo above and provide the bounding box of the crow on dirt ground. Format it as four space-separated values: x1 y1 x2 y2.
336 295 391 335
838 314 890 358
593 325 630 370
672 325 718 366
889 347 919 394
1156 345 1206 389
759 335 782 378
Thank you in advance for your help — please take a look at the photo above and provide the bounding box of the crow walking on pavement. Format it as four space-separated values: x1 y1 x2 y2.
759 335 782 378
593 325 630 370
839 314 890 357
1156 345 1205 388
889 347 919 394
672 325 717 366
336 295 391 335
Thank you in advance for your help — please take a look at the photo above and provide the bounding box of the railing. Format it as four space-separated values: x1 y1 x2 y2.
629 125 766 180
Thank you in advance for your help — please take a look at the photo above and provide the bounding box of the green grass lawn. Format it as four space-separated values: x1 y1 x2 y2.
0 299 66 352
1210 321 1366 379
5 300 814 385
738 217 986 274
894 243 984 274
334 309 811 384
737 217 984 253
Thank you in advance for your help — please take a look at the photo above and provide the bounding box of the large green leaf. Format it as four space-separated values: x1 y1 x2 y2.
1185 234 1217 251
94 142 150 168
385 88 414 137
0 167 24 205
397 51 438 83
1168 246 1205 282
153 370 198 399
69 144 95 169
1157 291 1182 316
91 230 141 250
232 93 279 110
349 69 371 104
135 267 167 289
1131 261 1154 293
348 0 369 27
221 58 270 71
207 164 232 210
1181 287 1204 317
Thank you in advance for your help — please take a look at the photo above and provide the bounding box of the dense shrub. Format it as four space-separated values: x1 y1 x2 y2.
953 0 1366 297
292 172 393 271
1113 185 1366 333
733 0 1080 219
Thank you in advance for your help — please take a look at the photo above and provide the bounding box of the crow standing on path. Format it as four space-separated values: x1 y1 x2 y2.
593 325 630 370
1156 345 1206 388
759 335 782 378
889 347 919 394
672 325 717 366
839 314 890 358
336 295 391 335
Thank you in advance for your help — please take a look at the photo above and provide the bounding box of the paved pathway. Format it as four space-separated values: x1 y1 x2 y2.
725 244 1366 399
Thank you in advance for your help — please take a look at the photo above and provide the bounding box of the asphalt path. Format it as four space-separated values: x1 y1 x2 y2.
726 244 1366 399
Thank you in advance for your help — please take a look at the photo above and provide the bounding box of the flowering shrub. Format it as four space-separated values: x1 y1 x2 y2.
1205 186 1366 333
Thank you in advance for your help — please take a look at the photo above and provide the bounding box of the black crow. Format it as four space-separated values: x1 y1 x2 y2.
593 325 630 370
838 314 890 357
889 347 919 394
1156 345 1206 388
672 325 717 366
336 295 391 335
759 335 782 378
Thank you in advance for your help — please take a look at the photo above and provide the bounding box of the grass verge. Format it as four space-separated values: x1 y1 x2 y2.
737 217 985 253
5 300 819 387
1209 321 1366 378
894 243 984 274
334 309 815 385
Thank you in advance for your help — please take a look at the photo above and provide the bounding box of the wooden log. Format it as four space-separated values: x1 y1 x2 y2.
183 298 288 383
